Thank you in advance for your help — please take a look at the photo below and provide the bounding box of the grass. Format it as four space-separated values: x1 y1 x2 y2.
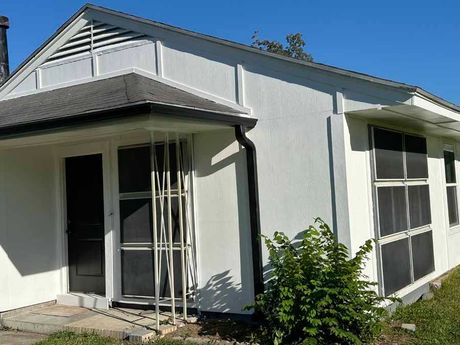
381 267 460 345
34 331 199 345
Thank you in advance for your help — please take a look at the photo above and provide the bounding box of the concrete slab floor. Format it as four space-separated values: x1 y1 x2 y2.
0 304 181 342
0 330 46 345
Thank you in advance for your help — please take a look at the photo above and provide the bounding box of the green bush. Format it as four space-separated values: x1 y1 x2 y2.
247 218 389 345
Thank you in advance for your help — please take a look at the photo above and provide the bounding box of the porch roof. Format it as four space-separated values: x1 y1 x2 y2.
346 93 460 140
0 73 255 138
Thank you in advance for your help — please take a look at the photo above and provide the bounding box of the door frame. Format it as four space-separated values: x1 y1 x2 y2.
55 141 113 299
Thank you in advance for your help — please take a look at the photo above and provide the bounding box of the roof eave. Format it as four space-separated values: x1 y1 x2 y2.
413 88 460 114
0 101 256 140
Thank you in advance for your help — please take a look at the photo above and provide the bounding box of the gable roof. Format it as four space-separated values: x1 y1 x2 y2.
2 3 459 114
0 73 253 137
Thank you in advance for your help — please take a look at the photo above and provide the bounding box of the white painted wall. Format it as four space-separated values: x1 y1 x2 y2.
193 129 253 313
243 67 336 255
342 117 376 281
0 146 60 311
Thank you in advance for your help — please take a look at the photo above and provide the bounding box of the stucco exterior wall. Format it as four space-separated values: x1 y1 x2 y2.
193 129 253 313
0 146 60 311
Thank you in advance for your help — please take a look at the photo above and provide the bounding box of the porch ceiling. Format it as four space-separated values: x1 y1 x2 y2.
0 72 256 139
346 104 460 140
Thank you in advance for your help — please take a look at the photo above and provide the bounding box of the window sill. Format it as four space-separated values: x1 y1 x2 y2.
448 224 460 235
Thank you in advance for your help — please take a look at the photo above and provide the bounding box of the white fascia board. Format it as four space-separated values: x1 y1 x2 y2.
412 93 460 123
0 14 89 99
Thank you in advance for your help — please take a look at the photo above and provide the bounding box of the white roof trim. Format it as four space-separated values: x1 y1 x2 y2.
1 67 252 115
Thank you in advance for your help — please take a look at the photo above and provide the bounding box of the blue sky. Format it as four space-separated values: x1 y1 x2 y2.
0 0 459 103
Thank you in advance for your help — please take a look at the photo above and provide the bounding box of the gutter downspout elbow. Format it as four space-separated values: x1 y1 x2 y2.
234 124 264 298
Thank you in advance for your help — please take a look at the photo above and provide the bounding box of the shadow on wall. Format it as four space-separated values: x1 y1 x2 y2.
194 128 254 312
197 230 315 313
198 270 243 313
0 148 61 277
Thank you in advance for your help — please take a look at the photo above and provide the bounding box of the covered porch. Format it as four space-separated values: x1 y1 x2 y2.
0 72 260 331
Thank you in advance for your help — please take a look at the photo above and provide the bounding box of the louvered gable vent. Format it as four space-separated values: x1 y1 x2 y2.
47 20 147 62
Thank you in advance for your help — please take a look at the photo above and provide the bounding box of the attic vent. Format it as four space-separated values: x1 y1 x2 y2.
47 20 147 62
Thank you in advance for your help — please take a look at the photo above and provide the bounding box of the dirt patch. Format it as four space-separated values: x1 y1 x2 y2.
374 322 415 345
167 318 260 344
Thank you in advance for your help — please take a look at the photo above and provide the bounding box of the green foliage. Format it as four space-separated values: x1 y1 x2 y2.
251 31 313 62
247 218 389 345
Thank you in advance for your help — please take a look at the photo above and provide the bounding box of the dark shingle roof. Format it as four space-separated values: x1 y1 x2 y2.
0 73 251 135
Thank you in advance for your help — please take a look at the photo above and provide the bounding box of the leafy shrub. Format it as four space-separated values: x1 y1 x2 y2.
247 218 390 345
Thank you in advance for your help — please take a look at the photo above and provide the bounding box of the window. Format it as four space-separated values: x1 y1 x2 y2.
371 127 434 296
443 147 459 227
118 141 192 299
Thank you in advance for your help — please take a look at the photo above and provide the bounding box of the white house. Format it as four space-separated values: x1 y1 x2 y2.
0 4 458 326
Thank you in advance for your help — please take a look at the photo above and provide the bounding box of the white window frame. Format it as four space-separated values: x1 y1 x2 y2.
443 144 460 230
370 126 433 296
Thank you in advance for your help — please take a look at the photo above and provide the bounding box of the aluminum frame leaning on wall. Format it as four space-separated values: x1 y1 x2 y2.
117 131 197 330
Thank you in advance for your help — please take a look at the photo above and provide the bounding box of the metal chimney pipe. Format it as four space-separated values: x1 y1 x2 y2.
0 16 10 84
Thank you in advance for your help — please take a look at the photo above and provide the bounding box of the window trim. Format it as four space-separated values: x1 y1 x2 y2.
443 144 460 229
370 126 434 296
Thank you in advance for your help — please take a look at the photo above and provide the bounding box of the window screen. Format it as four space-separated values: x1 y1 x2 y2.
447 186 459 226
444 150 456 184
377 186 408 236
371 127 434 296
122 249 155 297
373 128 404 179
120 199 153 244
411 231 435 281
155 197 187 244
157 250 186 298
405 135 428 179
118 146 151 193
121 249 186 297
381 238 412 296
408 185 431 229
444 149 459 227
153 143 179 189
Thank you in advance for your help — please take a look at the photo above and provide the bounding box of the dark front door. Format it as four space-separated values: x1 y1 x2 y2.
65 154 105 294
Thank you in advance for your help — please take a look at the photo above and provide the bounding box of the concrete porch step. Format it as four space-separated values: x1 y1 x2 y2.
57 293 109 310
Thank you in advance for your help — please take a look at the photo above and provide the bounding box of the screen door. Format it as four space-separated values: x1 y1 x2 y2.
65 154 105 294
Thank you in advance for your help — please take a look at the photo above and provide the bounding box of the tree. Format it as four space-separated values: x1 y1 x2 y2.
251 31 313 62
